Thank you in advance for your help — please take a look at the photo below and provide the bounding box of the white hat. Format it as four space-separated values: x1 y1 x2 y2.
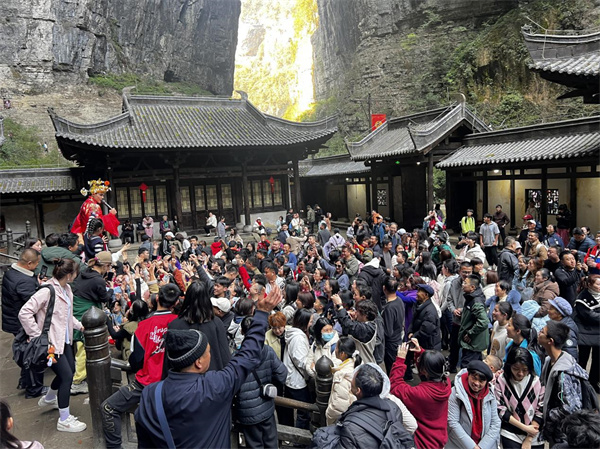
211 297 231 313
165 232 175 238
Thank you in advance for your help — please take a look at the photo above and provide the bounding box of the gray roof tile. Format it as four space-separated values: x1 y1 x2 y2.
49 95 337 149
0 169 77 194
300 155 369 177
529 52 600 76
437 131 600 168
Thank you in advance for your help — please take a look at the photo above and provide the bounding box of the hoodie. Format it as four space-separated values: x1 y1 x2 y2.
35 246 85 276
357 258 386 310
390 351 452 449
283 326 310 389
72 268 113 341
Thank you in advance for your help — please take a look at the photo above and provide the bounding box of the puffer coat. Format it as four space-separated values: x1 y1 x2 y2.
235 345 287 425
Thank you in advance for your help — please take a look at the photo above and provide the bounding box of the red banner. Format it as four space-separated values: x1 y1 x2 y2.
371 114 386 131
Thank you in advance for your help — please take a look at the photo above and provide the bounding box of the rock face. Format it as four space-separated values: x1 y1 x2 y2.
0 0 241 95
312 0 518 100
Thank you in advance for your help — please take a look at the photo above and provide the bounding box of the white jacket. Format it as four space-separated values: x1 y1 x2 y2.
283 326 310 389
325 358 356 424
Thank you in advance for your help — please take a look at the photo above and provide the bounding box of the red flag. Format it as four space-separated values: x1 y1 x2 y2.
371 114 386 131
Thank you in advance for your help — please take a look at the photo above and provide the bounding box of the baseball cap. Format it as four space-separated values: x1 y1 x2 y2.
523 214 533 220
95 251 112 265
165 232 175 238
211 297 231 313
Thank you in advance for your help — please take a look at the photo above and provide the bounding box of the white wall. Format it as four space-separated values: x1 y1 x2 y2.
347 184 367 219
577 177 600 232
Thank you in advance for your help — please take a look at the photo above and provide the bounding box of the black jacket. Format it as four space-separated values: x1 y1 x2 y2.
337 395 404 448
560 315 579 360
1 265 38 334
408 299 441 350
165 317 231 375
358 264 386 311
573 289 600 347
554 267 584 305
235 345 287 425
498 248 519 284
337 307 385 365
72 269 112 304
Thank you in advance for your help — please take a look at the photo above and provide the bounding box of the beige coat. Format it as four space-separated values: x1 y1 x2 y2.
18 277 83 355
325 358 356 425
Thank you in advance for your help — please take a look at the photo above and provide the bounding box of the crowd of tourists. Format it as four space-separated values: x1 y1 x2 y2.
1 204 599 449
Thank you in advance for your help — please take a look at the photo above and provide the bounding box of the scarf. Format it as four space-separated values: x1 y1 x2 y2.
461 373 488 444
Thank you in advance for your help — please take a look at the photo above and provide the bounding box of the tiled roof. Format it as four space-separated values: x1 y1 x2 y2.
0 168 77 194
49 95 337 149
529 52 600 76
300 154 369 177
437 119 600 168
347 103 489 161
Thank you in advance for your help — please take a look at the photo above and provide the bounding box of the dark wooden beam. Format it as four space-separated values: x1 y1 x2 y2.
541 167 548 229
428 153 434 212
292 156 302 213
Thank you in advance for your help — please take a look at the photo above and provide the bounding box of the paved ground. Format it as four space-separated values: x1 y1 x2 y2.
0 329 94 448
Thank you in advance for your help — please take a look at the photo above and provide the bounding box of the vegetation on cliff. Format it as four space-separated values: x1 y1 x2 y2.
88 73 212 97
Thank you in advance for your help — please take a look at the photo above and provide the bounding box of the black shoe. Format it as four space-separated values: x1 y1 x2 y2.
25 386 49 399
17 381 25 390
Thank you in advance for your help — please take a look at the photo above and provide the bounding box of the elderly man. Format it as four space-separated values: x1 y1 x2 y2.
135 285 282 448
2 248 45 398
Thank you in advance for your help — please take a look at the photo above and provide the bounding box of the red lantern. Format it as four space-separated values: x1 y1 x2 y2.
139 182 148 203
269 176 275 193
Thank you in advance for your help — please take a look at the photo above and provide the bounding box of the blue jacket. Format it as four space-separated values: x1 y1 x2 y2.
543 233 564 249
235 345 287 425
447 371 501 449
135 310 269 449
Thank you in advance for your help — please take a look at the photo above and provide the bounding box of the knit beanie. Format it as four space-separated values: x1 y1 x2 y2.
520 300 540 321
166 329 208 370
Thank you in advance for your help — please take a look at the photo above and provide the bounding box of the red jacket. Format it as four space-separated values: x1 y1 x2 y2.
389 352 452 449
134 310 177 386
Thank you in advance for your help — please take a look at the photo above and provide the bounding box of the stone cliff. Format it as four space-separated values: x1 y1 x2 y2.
1 0 241 95
311 0 600 137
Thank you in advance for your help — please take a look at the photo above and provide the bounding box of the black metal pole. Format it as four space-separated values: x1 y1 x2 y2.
314 356 334 428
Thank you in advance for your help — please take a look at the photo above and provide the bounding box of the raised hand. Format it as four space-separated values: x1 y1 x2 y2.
256 282 282 313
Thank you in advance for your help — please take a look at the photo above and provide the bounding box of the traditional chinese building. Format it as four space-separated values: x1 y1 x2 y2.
46 92 337 230
522 25 600 103
300 101 489 228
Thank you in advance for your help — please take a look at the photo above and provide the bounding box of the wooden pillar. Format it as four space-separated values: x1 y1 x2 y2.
33 198 43 238
241 163 251 226
371 163 378 213
292 156 302 213
482 170 489 216
173 164 183 222
105 156 114 213
541 168 548 229
510 175 516 231
427 153 434 212
570 167 577 226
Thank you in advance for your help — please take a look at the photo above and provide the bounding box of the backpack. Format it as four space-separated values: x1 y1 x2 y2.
343 408 415 449
580 377 600 412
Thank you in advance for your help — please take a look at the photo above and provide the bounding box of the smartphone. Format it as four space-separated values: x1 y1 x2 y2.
407 341 416 350
106 272 115 282
39 265 48 279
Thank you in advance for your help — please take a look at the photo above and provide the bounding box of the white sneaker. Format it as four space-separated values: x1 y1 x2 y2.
57 415 87 433
70 381 89 395
38 395 58 409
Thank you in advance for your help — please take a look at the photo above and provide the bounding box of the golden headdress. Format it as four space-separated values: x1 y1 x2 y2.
80 179 111 196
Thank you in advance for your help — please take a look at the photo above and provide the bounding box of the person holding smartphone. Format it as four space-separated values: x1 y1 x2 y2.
70 251 114 395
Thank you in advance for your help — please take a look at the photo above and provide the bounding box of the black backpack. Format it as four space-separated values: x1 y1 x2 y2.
580 377 600 412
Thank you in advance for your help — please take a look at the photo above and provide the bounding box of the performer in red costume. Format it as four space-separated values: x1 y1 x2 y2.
71 179 120 237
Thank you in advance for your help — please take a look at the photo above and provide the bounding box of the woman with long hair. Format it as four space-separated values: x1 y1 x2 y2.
390 338 452 449
494 347 545 449
281 281 300 322
573 274 600 393
166 281 231 372
414 251 437 279
490 301 513 360
1 400 44 448
505 313 542 376
18 258 87 432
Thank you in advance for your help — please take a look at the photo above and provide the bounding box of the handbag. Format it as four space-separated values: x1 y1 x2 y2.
155 381 176 449
251 369 277 399
13 285 56 371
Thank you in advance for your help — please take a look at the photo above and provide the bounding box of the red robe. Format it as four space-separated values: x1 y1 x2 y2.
71 197 120 237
